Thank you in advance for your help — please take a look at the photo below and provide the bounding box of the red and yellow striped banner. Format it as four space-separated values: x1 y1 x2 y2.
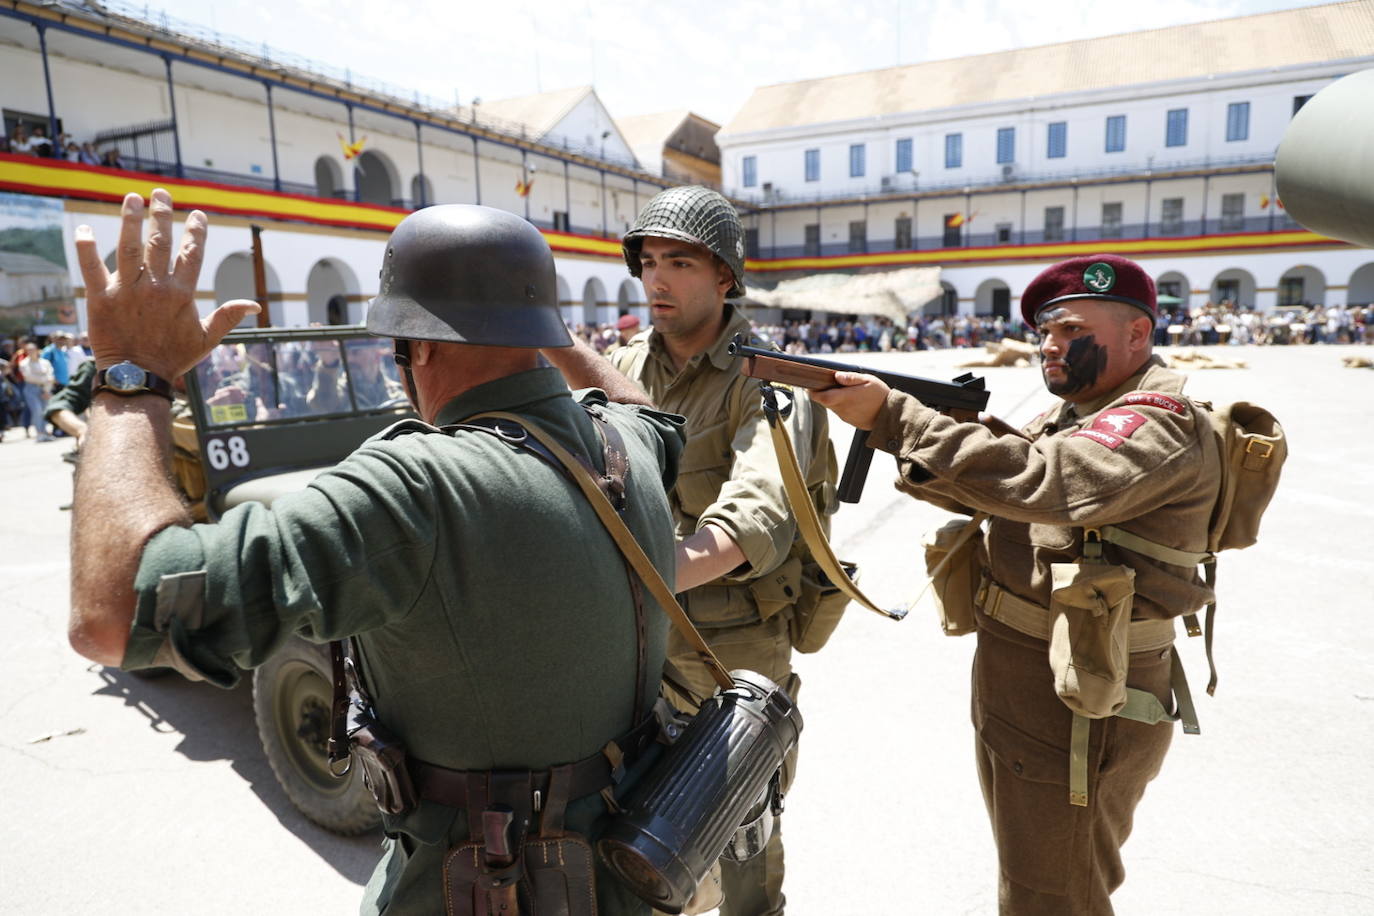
745 227 1342 272
0 153 622 259
3 155 1339 272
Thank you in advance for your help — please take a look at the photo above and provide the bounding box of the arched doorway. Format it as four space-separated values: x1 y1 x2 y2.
213 252 282 327
314 156 343 198
307 258 361 325
1210 268 1256 308
617 277 647 325
410 174 434 209
974 278 1010 318
556 275 574 327
1348 263 1374 306
1155 270 1190 313
582 277 606 328
1278 264 1326 306
354 149 399 206
928 281 957 317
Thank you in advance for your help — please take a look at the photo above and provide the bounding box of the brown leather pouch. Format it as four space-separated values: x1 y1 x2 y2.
442 835 597 916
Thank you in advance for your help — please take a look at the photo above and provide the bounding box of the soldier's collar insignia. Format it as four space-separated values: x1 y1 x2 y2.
1083 262 1116 293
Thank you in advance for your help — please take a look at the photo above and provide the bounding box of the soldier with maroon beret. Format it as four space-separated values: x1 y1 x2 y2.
815 253 1223 914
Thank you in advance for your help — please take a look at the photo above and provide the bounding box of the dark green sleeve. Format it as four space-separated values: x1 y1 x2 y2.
44 359 95 419
586 394 685 492
123 440 441 687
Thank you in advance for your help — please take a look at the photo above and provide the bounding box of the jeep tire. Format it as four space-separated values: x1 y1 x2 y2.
253 638 381 835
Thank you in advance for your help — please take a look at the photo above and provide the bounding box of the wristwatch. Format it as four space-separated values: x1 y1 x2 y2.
93 361 175 402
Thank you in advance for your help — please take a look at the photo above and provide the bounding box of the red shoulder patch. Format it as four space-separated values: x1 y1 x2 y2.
1122 392 1187 415
1071 408 1148 450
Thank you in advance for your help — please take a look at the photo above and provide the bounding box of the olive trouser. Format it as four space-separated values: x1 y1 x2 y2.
972 619 1174 916
665 610 797 916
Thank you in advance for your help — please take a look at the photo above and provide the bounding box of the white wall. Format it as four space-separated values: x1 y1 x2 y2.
720 68 1353 199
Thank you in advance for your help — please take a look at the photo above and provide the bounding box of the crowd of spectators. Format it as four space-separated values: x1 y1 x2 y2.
5 300 1371 450
569 302 1374 358
1 331 90 446
1154 300 1374 346
569 313 1029 355
1 122 125 167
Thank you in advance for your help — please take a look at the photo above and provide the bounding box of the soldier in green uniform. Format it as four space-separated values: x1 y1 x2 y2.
66 189 685 915
813 254 1224 915
566 185 837 916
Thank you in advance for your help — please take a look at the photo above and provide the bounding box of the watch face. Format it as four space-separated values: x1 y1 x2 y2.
108 362 147 391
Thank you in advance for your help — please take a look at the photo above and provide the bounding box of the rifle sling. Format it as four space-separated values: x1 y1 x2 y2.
759 387 907 622
467 411 736 694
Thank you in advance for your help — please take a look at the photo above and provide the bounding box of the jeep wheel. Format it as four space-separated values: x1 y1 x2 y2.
252 639 381 835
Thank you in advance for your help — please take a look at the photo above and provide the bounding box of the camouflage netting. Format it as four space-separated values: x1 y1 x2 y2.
622 186 746 298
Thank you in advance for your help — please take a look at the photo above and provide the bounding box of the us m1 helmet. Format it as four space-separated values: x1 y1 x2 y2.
367 205 571 348
622 186 746 299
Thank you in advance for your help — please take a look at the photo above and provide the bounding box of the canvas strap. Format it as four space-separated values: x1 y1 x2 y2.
467 411 735 693
758 384 906 622
1099 524 1221 695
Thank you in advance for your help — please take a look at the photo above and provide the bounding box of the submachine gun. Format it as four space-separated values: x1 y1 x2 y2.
727 336 991 502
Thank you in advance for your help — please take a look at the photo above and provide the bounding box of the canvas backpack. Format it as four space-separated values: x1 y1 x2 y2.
1098 399 1287 695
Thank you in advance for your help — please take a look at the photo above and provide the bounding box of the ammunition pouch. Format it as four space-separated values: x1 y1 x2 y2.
680 582 762 629
921 515 986 637
747 553 803 622
790 557 854 654
1048 559 1136 719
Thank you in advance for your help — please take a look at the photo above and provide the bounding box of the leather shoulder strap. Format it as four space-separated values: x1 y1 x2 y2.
466 410 735 692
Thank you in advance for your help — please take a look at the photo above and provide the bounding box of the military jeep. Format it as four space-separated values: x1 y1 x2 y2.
184 323 415 835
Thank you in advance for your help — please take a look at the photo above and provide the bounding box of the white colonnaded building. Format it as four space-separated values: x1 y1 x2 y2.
717 0 1374 321
0 0 1371 337
0 0 727 333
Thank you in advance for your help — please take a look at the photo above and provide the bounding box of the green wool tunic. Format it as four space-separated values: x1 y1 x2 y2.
121 367 684 915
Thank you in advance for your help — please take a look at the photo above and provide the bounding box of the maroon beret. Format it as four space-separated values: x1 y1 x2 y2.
1021 254 1157 326
615 313 641 331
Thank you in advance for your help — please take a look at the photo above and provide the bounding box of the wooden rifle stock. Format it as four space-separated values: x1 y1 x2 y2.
728 335 990 503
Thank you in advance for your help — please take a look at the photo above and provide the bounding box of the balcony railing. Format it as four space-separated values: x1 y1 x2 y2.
736 152 1278 208
760 214 1305 259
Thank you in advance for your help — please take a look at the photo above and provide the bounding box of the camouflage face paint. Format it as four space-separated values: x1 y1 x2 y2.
1045 334 1108 397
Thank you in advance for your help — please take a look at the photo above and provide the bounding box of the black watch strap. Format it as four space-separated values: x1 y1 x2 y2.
93 362 175 402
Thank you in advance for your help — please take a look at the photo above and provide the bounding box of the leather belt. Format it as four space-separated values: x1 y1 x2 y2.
977 574 1176 653
410 714 659 809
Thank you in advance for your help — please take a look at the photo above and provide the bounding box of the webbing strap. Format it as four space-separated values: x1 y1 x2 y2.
1069 715 1090 807
1099 526 1222 695
1116 650 1200 735
760 385 906 622
1202 560 1219 696
1068 653 1198 808
1099 525 1212 568
979 577 1177 653
468 411 735 693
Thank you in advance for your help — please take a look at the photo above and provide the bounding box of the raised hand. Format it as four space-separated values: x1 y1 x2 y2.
73 188 260 380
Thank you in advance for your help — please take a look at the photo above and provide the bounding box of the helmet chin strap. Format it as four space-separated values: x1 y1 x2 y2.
393 339 420 414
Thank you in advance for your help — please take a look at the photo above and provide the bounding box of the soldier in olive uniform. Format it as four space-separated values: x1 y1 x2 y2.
814 254 1223 915
583 186 836 916
67 189 685 915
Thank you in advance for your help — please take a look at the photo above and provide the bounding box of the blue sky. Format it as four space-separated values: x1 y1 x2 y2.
157 0 1335 127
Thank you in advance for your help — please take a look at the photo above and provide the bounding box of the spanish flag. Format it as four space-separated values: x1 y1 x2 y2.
515 177 534 197
338 133 367 161
946 213 965 228
1260 194 1270 209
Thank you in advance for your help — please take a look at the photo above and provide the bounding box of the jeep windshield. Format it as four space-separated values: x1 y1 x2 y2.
184 325 415 519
